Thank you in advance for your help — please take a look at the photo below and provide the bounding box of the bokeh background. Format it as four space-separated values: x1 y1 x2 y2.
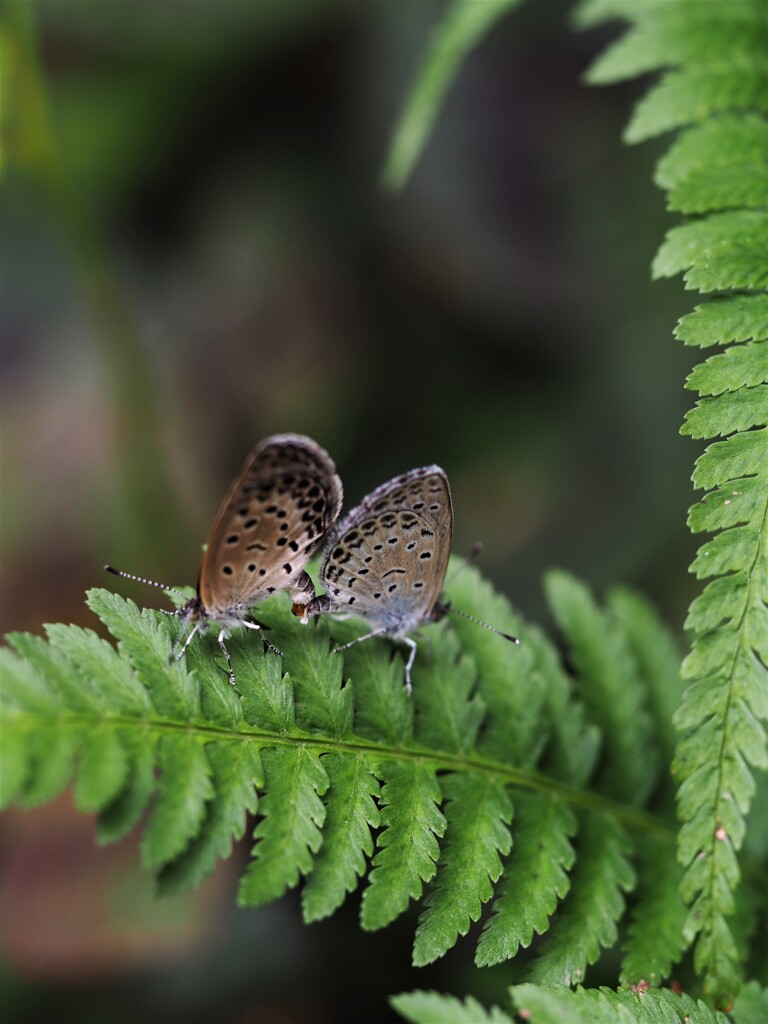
1 1 698 1021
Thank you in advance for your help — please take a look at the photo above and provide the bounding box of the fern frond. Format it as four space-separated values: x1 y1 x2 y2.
238 745 328 908
509 983 729 1024
581 0 768 1004
474 792 576 968
380 0 524 191
360 760 445 931
444 567 548 768
621 833 687 988
1 569 683 979
158 740 262 894
675 295 768 350
608 586 683 779
392 991 513 1024
142 733 214 868
545 571 658 805
412 772 512 966
732 981 768 1024
393 983 731 1024
301 752 380 923
526 812 635 986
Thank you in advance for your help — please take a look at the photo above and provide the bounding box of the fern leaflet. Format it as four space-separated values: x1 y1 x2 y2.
579 0 768 1004
1 569 683 981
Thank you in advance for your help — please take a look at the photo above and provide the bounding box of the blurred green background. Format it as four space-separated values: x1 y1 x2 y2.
1 0 697 1020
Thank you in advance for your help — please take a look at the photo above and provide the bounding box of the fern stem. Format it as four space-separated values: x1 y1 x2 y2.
6 709 677 841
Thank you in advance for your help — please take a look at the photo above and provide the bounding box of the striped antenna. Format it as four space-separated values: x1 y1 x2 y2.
104 565 190 602
447 606 519 645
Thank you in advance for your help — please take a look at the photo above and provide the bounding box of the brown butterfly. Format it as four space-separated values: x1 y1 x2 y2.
305 465 517 692
107 433 343 685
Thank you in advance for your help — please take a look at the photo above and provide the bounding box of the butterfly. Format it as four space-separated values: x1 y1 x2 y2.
107 433 343 685
304 465 517 691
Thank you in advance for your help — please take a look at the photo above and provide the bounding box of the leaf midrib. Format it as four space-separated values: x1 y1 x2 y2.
4 707 676 840
693 455 768 922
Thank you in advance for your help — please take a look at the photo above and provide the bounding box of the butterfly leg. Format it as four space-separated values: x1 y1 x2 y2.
290 571 317 622
173 622 201 663
241 618 283 657
217 629 238 686
402 636 418 696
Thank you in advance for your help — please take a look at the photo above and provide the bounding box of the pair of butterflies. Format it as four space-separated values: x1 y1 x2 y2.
107 434 517 692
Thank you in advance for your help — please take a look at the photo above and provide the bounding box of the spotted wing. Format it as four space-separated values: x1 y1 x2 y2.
320 466 452 637
199 434 343 615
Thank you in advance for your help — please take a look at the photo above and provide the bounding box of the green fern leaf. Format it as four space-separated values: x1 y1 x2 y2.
0 726 27 809
675 294 768 349
270 607 353 739
526 625 601 786
24 730 79 808
96 730 157 843
626 64 768 145
11 627 113 717
74 727 129 813
621 833 686 987
413 773 512 966
301 752 380 923
381 0 524 191
475 792 576 968
445 566 547 767
668 163 768 215
732 981 768 1024
510 983 728 1024
653 212 768 282
412 622 485 756
237 637 297 735
83 591 190 716
656 114 768 194
527 813 635 986
343 637 414 747
582 0 768 1002
545 571 657 804
683 386 768 438
392 990 513 1024
607 586 683 778
237 745 328 908
158 740 262 894
88 593 214 720
684 236 768 293
0 573 680 975
686 341 768 395
586 8 767 86
141 733 214 869
360 760 445 931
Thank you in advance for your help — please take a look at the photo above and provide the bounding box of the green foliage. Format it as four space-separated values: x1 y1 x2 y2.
508 984 729 1024
2 566 686 985
731 982 768 1024
4 0 768 1018
381 0 525 191
392 990 513 1024
393 984 730 1024
577 0 768 1007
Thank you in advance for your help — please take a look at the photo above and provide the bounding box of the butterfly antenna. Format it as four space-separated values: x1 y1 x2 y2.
104 565 189 602
447 606 520 644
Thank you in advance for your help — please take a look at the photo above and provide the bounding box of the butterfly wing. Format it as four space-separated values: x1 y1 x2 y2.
199 434 343 615
320 466 452 637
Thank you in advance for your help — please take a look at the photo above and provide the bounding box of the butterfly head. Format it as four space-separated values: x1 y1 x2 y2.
432 600 450 624
178 595 205 622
